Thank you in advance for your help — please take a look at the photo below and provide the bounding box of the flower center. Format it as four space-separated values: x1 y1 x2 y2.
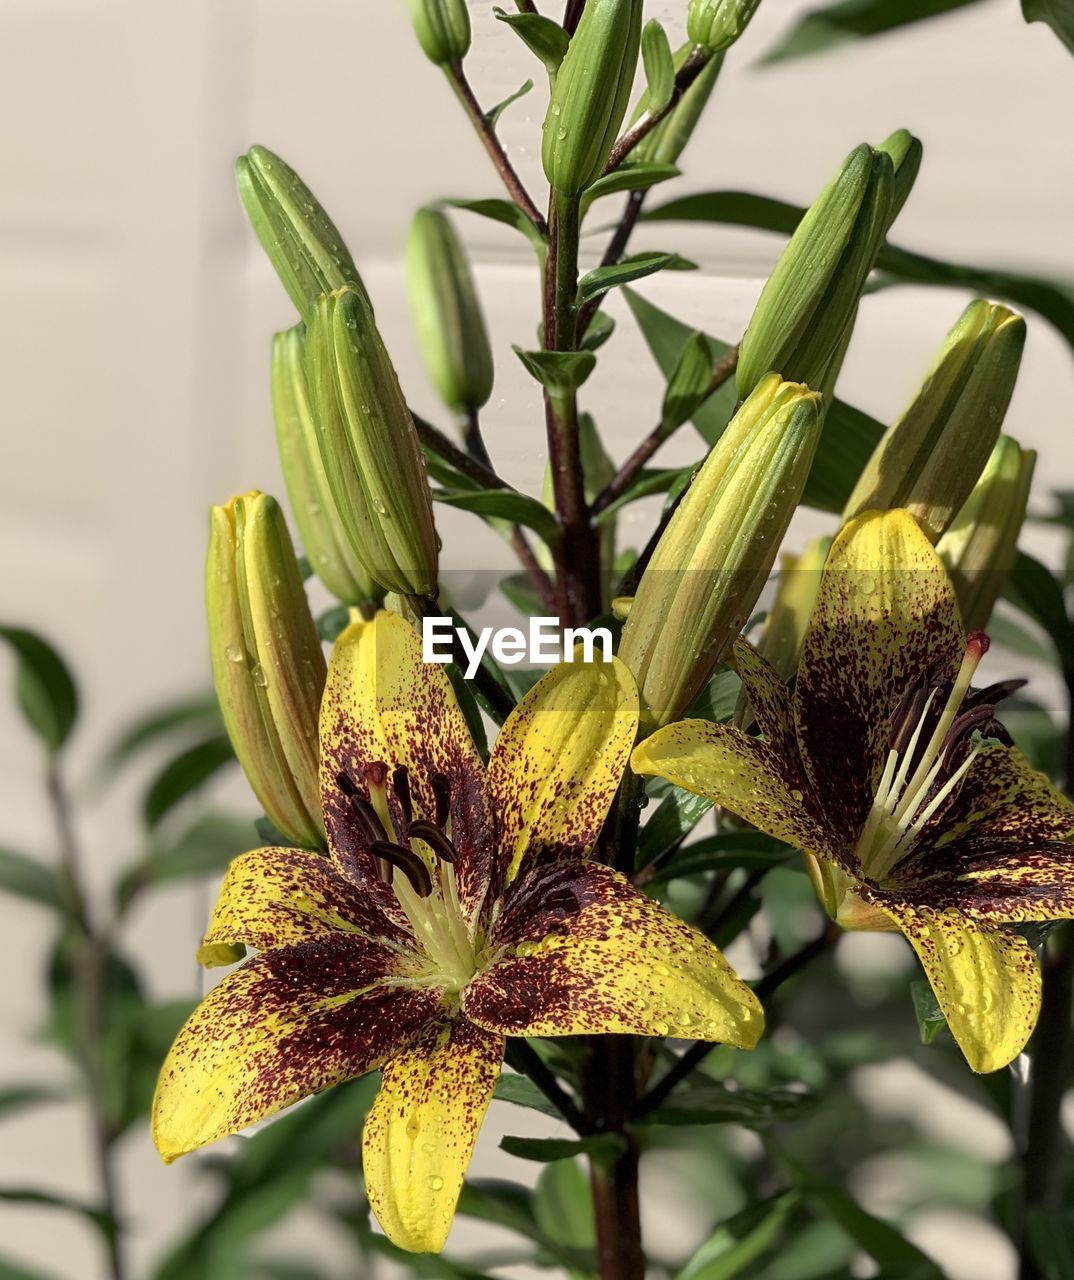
336 764 480 990
853 632 1020 883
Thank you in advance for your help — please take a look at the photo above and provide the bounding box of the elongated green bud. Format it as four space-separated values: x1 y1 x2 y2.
687 0 762 52
877 128 922 227
843 300 1026 542
937 436 1036 632
235 145 367 321
408 0 471 65
542 0 643 196
733 535 830 729
306 287 440 598
630 42 724 168
620 375 823 727
207 492 326 848
736 144 894 398
406 208 494 414
271 327 384 608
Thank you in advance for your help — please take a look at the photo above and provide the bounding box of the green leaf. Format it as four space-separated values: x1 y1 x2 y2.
0 1186 112 1235
577 252 696 307
501 1133 627 1163
101 695 222 778
457 1179 593 1272
445 197 546 253
0 1086 66 1121
581 163 680 214
688 667 744 723
142 735 235 829
0 849 63 909
1026 1208 1074 1279
486 78 534 128
1022 0 1074 53
641 190 1074 354
641 19 676 112
646 832 793 888
641 1080 812 1128
580 309 617 352
1004 551 1074 667
494 1071 566 1121
677 1193 799 1280
349 1226 497 1280
515 346 597 396
910 980 947 1046
623 287 884 510
663 331 718 431
432 487 561 546
638 786 715 864
116 813 259 908
0 627 78 754
315 603 350 643
595 466 694 524
534 1159 596 1255
494 9 570 75
761 0 986 64
0 1257 65 1280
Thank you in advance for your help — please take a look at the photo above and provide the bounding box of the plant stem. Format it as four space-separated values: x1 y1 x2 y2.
633 923 840 1119
562 0 587 34
444 64 547 234
603 48 712 174
585 1038 644 1280
592 346 740 515
46 762 126 1280
504 1041 588 1132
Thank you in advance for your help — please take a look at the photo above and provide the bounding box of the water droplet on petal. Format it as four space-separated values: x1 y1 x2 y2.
225 643 244 663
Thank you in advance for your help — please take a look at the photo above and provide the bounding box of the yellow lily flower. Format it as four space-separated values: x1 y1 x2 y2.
633 509 1074 1075
153 611 762 1253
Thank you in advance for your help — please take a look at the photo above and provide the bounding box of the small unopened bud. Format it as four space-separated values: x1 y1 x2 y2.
271 326 384 609
542 0 643 196
407 0 471 65
736 143 894 399
687 0 762 53
620 375 823 727
937 436 1036 632
630 42 724 168
235 145 367 321
843 300 1026 542
306 287 440 598
876 128 923 227
406 208 494 415
207 492 326 849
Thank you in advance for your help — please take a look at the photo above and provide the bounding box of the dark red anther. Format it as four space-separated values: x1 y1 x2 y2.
408 820 457 865
431 773 452 828
392 766 413 825
966 631 990 660
364 761 389 789
349 793 388 844
335 772 358 797
370 840 433 897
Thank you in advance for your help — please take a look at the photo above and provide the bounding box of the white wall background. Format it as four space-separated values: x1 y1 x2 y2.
1 1 1072 1276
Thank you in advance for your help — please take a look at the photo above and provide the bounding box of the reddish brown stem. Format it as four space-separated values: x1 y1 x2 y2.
603 48 712 175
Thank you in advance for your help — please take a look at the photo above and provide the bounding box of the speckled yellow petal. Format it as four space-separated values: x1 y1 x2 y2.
631 720 838 867
320 611 492 910
153 939 442 1163
463 861 763 1047
196 845 411 967
487 654 639 883
363 1016 503 1253
881 900 1040 1073
729 635 796 754
795 509 963 845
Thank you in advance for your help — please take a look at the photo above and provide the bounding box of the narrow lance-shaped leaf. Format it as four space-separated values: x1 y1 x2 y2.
0 627 78 755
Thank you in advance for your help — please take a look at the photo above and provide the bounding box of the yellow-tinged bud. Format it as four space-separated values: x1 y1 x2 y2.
619 375 823 727
235 146 367 322
271 326 384 608
687 0 762 53
207 492 326 849
406 207 494 414
542 0 643 197
937 436 1036 632
306 287 440 598
736 144 894 399
407 0 471 65
843 300 1026 542
630 42 724 168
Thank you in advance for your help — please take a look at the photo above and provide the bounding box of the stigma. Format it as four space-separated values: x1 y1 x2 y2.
853 633 1020 883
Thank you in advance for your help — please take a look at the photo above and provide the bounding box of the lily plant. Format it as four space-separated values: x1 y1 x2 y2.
153 611 762 1252
633 509 1074 1073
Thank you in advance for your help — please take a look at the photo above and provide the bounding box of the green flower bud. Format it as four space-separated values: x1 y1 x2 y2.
407 0 471 65
207 492 326 849
736 144 894 399
687 0 762 53
630 42 724 168
235 145 368 322
843 300 1026 542
271 326 384 608
937 436 1036 632
406 207 494 414
620 375 823 727
542 0 643 197
306 287 440 598
876 128 922 227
